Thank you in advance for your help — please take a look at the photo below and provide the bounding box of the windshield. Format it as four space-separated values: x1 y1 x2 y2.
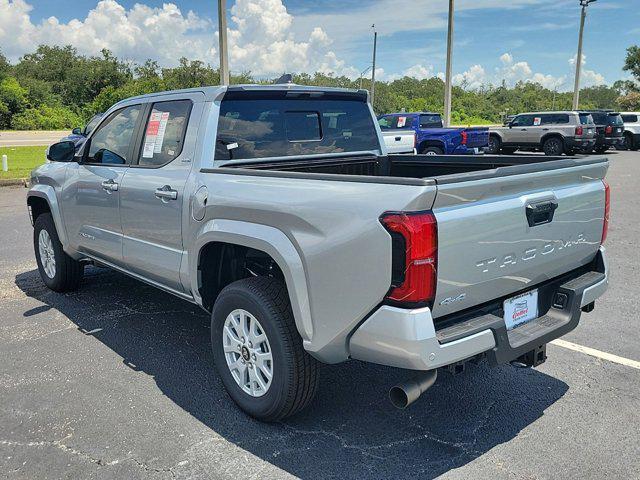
579 113 595 125
84 114 103 135
216 95 379 161
608 114 623 126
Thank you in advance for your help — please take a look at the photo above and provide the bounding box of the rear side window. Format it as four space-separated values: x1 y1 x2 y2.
87 105 141 165
139 100 192 167
217 96 379 161
579 113 594 125
419 114 443 128
378 115 414 130
622 114 638 123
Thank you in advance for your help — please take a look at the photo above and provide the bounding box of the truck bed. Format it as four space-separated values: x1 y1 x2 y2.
219 153 604 183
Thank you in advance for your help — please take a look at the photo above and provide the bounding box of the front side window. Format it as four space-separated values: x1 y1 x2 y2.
216 95 379 161
378 115 414 130
139 100 192 167
87 105 141 165
512 115 534 127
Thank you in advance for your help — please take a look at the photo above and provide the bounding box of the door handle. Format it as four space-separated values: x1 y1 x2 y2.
155 185 178 202
526 200 558 227
520 128 527 131
101 179 119 193
542 128 550 131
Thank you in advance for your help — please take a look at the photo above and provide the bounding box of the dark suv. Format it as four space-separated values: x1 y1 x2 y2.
579 110 624 153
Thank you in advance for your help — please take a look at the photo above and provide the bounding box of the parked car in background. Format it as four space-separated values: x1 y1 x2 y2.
487 111 596 155
60 113 103 150
378 112 488 155
620 112 640 151
29 85 609 421
579 110 624 153
380 129 416 154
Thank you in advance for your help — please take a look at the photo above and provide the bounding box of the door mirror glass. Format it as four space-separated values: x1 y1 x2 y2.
47 141 76 162
72 127 82 135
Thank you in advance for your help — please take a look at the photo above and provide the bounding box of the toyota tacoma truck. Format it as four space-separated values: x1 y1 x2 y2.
378 112 489 155
28 84 610 421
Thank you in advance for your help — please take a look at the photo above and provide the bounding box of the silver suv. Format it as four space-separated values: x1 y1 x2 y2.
488 111 596 155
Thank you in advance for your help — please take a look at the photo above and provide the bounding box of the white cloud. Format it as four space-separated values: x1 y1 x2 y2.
402 64 435 80
0 0 356 77
0 0 215 65
453 64 487 89
569 54 606 87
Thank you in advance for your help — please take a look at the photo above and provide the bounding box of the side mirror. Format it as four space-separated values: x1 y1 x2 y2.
508 122 514 129
72 127 82 135
47 141 76 162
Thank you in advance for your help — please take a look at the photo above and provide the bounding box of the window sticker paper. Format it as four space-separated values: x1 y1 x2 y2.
153 112 170 154
142 112 162 158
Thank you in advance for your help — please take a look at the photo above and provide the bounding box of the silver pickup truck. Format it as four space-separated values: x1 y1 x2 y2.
28 84 610 421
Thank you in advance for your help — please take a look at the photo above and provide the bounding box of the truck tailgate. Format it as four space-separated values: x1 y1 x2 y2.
431 158 608 318
463 127 489 148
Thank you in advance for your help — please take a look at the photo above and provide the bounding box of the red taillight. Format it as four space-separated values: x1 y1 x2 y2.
601 180 610 244
575 126 583 136
605 125 613 135
380 211 438 306
461 131 468 145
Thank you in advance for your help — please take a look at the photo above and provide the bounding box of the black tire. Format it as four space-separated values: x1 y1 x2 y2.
542 137 564 156
33 213 83 292
422 146 444 155
211 277 319 421
501 147 518 155
622 132 635 151
486 135 501 154
594 146 608 154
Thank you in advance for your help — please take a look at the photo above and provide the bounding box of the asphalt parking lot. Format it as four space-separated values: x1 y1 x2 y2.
1 151 639 480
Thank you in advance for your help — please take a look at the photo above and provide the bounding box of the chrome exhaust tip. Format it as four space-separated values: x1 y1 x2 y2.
389 370 438 409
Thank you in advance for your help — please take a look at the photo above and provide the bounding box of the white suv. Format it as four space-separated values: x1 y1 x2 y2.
620 112 640 151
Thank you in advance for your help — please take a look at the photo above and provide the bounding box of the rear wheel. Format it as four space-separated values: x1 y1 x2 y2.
501 147 518 155
211 277 319 421
422 146 444 155
33 213 83 292
486 135 501 154
542 137 564 156
622 132 635 151
594 145 608 154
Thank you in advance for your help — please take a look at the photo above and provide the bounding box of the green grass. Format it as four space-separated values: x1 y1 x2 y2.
0 146 48 180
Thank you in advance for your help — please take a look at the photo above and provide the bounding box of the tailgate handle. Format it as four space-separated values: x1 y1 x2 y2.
526 200 558 227
395 136 402 141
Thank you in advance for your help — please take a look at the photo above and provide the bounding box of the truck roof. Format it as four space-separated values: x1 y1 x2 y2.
115 84 369 105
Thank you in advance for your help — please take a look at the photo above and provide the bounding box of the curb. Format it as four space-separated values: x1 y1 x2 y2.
0 178 29 188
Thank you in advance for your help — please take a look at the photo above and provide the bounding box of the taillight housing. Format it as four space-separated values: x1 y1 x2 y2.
601 180 610 244
461 131 468 145
380 211 438 307
575 126 583 136
605 125 613 135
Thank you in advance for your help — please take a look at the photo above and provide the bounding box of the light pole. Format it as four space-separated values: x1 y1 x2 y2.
218 0 230 86
359 66 372 90
370 25 378 110
443 0 454 127
572 0 597 110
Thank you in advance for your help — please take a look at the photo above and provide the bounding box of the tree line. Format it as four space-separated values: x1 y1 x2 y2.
1 44 639 130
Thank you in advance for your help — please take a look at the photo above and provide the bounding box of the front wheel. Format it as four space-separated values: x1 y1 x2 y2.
542 137 564 156
34 213 83 292
211 277 319 421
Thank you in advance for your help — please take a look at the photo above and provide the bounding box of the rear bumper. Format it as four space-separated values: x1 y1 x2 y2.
603 136 624 146
451 147 487 155
349 247 608 371
566 137 596 150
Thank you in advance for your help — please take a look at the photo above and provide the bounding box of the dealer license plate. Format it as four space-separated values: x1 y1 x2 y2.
503 290 538 330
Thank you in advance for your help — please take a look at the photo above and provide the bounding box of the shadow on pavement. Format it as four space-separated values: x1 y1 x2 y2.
16 267 568 480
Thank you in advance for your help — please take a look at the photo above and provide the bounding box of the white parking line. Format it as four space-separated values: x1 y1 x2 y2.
551 339 640 370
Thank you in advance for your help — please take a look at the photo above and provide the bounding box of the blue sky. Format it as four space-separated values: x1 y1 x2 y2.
1 0 638 90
